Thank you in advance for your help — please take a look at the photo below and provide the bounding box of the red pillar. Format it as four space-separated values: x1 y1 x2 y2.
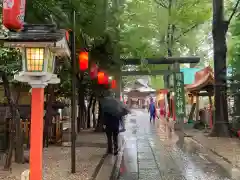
30 87 45 180
172 98 176 121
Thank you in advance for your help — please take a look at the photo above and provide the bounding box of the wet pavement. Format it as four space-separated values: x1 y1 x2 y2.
118 109 234 180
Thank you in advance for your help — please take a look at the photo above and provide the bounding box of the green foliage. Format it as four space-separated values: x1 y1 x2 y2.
0 49 21 77
150 76 164 89
23 0 120 97
120 0 211 89
1 0 213 95
229 17 240 71
120 0 211 58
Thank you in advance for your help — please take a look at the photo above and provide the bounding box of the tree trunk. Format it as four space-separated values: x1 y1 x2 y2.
43 85 55 148
13 88 21 104
0 71 23 170
83 102 87 128
77 87 85 131
77 90 81 133
210 0 230 137
13 86 22 162
92 97 97 128
95 102 104 132
87 94 94 128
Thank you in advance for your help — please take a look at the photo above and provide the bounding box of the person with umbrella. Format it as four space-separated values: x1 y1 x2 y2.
100 93 129 155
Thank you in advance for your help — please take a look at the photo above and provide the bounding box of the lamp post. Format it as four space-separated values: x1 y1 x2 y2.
1 24 70 180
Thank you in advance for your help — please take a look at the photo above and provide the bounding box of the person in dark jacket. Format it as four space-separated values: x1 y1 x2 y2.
103 112 120 155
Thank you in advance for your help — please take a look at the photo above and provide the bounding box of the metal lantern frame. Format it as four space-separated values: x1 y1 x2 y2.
7 42 62 85
2 31 70 85
1 25 70 82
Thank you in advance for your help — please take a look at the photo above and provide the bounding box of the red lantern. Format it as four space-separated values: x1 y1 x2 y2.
3 0 26 31
98 72 105 84
65 30 69 42
90 64 98 79
103 74 109 85
111 79 117 89
79 51 88 71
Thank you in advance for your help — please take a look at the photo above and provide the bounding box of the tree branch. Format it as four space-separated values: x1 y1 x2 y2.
227 0 240 24
174 24 199 41
154 0 168 8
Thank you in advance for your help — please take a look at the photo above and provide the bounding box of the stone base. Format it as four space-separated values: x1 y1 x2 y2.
21 169 30 180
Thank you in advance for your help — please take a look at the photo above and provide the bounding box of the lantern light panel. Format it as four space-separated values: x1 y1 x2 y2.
26 48 45 72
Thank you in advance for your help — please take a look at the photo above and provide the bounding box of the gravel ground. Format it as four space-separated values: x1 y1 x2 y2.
0 146 106 180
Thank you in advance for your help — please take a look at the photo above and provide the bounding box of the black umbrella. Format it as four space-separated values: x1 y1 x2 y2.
100 97 129 118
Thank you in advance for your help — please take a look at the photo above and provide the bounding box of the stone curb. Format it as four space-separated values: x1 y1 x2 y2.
109 138 126 180
91 153 108 180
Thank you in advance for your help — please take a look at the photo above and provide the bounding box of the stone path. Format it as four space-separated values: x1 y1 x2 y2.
119 109 235 180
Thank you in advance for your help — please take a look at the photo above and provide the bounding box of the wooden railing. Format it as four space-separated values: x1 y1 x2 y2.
0 118 63 152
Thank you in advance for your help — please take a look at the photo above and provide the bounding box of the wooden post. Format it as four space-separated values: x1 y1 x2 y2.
195 95 199 121
208 95 213 129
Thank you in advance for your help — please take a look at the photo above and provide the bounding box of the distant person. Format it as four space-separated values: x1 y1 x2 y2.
148 98 156 122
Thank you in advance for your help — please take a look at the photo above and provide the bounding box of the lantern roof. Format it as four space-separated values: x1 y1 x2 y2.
0 24 70 57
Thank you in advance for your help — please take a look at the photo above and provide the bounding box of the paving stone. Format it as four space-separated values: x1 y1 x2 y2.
138 152 154 160
161 172 186 180
118 110 234 180
138 160 158 169
139 169 162 180
119 172 138 180
122 161 138 173
137 147 152 153
123 148 137 162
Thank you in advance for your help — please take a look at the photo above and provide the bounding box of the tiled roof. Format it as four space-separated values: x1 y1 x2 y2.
0 24 65 42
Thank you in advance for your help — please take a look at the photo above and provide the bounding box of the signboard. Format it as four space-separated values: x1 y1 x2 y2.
174 72 185 118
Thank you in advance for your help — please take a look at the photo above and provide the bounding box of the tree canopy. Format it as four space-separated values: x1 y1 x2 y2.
0 0 214 92
120 0 212 89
